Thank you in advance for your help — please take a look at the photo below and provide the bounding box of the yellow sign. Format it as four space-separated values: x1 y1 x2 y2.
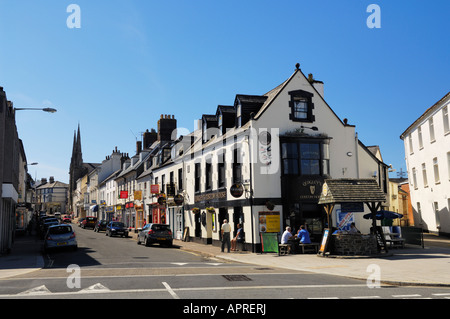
134 191 142 200
259 211 280 233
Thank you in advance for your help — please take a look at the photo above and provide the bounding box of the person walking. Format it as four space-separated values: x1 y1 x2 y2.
221 219 231 253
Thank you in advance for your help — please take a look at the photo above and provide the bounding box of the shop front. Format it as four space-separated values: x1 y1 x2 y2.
105 205 115 222
281 175 326 242
125 201 135 228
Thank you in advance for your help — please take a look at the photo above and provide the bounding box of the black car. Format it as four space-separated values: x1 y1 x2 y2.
137 223 173 247
94 220 108 232
106 221 129 237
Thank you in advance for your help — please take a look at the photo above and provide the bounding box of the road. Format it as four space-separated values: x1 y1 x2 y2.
1 226 450 301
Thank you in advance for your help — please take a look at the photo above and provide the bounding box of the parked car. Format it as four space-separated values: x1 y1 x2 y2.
137 223 173 247
62 217 72 224
54 212 61 220
78 218 86 227
106 221 129 237
94 220 108 232
81 216 97 229
43 224 77 252
40 220 60 238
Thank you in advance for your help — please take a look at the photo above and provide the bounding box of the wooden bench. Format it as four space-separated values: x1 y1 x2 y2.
298 243 320 254
279 244 290 255
385 236 405 248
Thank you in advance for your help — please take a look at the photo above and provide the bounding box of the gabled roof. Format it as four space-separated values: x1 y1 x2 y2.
216 105 235 116
318 179 386 205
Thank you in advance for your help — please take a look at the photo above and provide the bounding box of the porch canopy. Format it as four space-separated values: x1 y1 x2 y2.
318 178 387 231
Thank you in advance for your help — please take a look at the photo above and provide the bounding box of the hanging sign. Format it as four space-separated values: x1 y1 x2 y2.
174 194 184 205
230 183 244 198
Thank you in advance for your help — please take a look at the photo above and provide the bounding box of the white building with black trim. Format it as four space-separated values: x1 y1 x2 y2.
153 64 390 252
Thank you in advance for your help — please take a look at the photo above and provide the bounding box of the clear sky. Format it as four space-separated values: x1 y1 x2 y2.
1 0 449 184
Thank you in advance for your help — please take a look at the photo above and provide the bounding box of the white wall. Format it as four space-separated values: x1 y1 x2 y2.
403 95 450 234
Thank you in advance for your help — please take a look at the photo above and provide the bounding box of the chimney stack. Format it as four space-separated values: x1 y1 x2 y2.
136 140 142 155
157 114 177 143
307 73 324 98
143 128 158 149
49 176 55 183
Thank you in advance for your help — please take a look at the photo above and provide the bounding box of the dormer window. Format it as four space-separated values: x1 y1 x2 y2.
218 113 223 136
289 90 314 123
236 103 242 128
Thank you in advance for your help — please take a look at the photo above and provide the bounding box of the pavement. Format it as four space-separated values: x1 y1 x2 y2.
1 228 450 288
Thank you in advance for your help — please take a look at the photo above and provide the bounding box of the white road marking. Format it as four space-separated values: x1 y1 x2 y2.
78 283 110 293
17 285 51 295
162 281 180 299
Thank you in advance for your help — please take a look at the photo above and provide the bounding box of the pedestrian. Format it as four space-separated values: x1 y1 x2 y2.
221 219 231 253
231 224 243 251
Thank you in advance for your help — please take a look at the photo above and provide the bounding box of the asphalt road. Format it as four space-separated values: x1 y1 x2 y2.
1 226 450 302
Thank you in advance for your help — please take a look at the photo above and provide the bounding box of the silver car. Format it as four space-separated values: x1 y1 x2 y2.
44 224 78 252
137 223 173 247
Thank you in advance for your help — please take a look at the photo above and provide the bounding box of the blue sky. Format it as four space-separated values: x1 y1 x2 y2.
1 0 449 184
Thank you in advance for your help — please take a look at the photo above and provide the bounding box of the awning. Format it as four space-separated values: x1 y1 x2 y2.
90 205 98 212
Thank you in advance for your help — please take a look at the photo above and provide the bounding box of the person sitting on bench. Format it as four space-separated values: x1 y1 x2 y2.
297 225 311 244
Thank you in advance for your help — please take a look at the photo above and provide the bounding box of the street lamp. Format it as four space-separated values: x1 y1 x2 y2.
300 125 319 131
14 107 57 113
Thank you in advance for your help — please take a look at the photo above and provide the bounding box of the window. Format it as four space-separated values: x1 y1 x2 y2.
194 163 201 192
412 167 418 189
281 142 322 176
447 152 450 181
282 143 299 175
418 126 423 149
178 168 183 191
218 113 223 136
205 161 212 190
429 117 435 142
232 148 242 184
300 143 320 175
218 152 225 188
443 106 449 134
417 202 422 224
293 98 308 120
434 202 440 229
422 163 428 187
408 134 413 154
433 157 440 184
236 104 242 128
289 90 314 122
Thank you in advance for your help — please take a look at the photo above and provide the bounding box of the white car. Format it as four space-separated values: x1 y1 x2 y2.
44 224 78 252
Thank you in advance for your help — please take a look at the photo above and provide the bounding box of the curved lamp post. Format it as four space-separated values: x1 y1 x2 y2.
14 107 57 113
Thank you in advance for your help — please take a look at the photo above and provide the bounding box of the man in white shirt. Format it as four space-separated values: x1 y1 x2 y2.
221 219 231 253
281 226 294 254
281 226 293 244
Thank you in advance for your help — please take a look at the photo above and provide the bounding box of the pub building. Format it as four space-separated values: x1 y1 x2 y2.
142 64 389 252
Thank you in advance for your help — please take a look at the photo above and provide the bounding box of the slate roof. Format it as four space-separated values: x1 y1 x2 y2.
318 179 386 205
